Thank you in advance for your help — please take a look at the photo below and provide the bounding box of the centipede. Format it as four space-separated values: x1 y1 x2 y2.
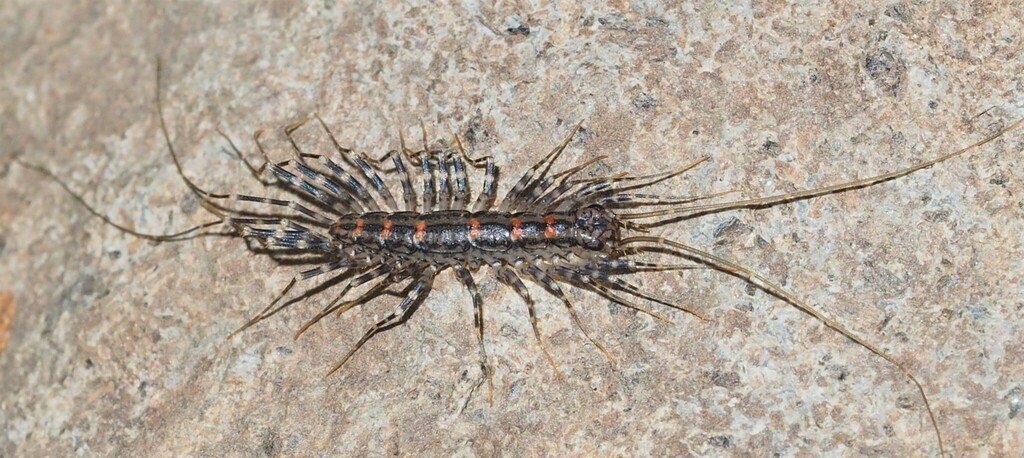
14 61 1023 456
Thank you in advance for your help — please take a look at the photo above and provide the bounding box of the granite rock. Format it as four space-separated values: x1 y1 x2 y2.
2 1 1023 456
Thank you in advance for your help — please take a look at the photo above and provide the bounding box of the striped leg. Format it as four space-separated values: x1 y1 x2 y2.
453 264 494 404
496 266 562 378
446 127 493 211
498 120 583 212
553 157 709 211
524 156 606 212
280 160 365 213
234 216 332 251
472 156 497 212
450 151 468 210
519 263 616 365
578 258 704 274
313 114 398 211
420 151 436 211
226 257 370 338
293 263 408 339
272 125 369 213
545 265 674 323
310 114 384 211
564 264 708 321
264 161 376 216
326 267 438 376
359 150 419 212
436 153 451 211
350 152 399 211
232 193 333 226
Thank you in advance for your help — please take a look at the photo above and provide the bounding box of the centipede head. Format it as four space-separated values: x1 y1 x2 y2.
574 205 620 251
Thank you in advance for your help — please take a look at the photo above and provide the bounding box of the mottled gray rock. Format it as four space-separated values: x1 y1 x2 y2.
2 1 1023 456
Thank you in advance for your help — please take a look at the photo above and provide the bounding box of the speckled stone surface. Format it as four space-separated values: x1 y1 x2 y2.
2 1 1023 456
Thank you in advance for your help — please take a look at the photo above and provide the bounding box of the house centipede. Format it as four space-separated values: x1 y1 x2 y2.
14 61 1024 456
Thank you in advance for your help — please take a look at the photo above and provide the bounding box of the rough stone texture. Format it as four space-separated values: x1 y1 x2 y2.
2 1 1023 456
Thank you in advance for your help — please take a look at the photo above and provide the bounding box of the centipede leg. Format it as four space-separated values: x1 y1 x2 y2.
310 115 381 210
436 153 452 211
420 151 436 211
227 258 367 339
273 159 364 213
553 157 710 211
15 159 227 241
450 152 469 210
545 265 674 323
496 266 563 379
387 151 418 212
294 263 408 339
262 162 352 214
471 157 497 212
528 156 607 211
453 265 494 404
215 128 274 185
326 267 438 376
313 114 399 211
497 120 583 212
445 125 493 211
580 258 704 274
232 193 334 226
284 118 312 164
520 263 617 366
552 265 709 321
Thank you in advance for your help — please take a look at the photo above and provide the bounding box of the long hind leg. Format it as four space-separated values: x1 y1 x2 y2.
14 159 226 241
619 235 945 455
544 264 675 324
547 264 709 321
16 59 233 242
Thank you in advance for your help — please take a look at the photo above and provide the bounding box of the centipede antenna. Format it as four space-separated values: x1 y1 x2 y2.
16 158 225 241
620 118 1024 222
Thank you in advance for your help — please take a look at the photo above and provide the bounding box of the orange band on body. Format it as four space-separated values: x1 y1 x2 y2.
544 215 556 238
353 218 365 237
510 218 524 240
414 220 427 241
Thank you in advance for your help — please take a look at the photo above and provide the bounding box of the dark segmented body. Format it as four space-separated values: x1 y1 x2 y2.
332 211 578 263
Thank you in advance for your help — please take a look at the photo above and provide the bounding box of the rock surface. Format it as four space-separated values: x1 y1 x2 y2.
2 1 1023 456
